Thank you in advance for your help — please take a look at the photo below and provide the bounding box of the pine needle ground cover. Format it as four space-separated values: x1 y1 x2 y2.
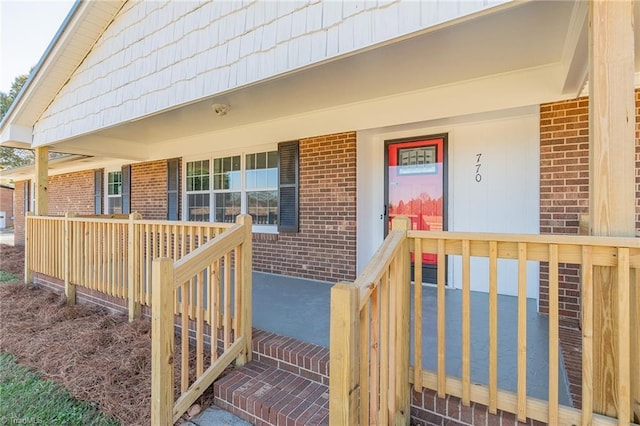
0 244 216 425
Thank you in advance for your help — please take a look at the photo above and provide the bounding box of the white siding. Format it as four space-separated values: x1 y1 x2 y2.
33 0 508 145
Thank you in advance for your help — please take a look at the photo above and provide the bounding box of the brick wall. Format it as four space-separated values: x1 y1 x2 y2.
0 186 14 228
48 169 96 215
13 170 97 246
539 89 640 318
131 159 175 220
253 132 358 283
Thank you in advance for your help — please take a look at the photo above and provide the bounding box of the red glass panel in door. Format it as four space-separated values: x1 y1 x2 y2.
388 138 444 265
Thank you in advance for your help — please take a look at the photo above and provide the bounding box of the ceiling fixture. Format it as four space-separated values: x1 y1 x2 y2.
212 103 230 116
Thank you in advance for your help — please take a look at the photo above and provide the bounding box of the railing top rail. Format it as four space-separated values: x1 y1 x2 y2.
65 217 131 224
133 219 234 228
353 229 406 308
408 230 640 249
27 215 65 221
28 215 236 229
172 223 245 287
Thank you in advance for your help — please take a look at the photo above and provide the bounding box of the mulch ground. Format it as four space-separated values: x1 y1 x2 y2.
0 244 216 425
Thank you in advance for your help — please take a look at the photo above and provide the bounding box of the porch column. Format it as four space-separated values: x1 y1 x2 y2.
588 0 636 421
34 146 48 216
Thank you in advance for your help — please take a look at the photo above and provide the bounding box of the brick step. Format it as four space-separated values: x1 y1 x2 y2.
251 329 329 387
213 360 329 426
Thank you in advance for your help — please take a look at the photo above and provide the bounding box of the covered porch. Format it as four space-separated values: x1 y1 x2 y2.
24 212 637 424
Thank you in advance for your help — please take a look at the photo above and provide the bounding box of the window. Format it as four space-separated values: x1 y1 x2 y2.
246 151 278 225
107 171 122 214
186 160 210 221
185 147 291 231
213 156 241 223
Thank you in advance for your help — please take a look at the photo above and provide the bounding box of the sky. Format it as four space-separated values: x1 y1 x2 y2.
0 0 74 94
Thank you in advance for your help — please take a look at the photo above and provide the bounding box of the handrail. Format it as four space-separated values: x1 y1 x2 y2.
407 229 639 247
354 229 406 309
151 214 253 425
330 217 637 425
173 223 244 287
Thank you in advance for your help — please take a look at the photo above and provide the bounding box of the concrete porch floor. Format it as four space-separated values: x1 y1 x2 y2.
251 271 571 406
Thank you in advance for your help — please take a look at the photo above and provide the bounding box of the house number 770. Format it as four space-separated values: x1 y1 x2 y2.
475 153 482 182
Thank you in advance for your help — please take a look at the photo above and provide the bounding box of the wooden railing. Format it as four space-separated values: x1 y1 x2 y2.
25 213 253 424
151 215 253 424
330 217 412 424
330 216 639 425
25 213 232 320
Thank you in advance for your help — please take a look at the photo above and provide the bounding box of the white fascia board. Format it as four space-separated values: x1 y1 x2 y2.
0 124 33 149
560 1 588 96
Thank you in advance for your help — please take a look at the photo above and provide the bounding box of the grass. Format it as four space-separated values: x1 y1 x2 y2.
0 353 119 426
0 271 18 284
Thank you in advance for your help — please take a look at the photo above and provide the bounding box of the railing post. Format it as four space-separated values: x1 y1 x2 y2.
329 283 359 425
64 213 76 304
24 212 33 284
151 258 175 426
235 214 253 366
391 216 411 425
128 212 142 322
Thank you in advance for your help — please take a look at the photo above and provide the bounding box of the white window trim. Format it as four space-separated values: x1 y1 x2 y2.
182 146 279 234
104 166 123 215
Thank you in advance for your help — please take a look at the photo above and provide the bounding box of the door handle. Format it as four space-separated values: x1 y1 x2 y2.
380 204 387 220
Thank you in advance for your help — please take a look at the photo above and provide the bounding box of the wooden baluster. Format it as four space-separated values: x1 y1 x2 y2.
488 241 498 414
197 270 204 378
370 284 380 425
224 252 232 349
437 238 446 397
548 244 559 424
617 247 631 424
462 239 471 406
181 281 189 394
414 238 423 392
517 242 527 421
581 246 593 426
380 270 389 426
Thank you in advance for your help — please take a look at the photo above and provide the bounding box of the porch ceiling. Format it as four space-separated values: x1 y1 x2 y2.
9 0 640 166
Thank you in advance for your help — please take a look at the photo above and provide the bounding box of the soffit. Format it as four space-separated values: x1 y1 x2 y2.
53 0 576 156
3 1 125 128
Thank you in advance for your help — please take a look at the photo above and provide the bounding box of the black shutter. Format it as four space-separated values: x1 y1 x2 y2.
94 170 103 214
278 141 299 233
23 180 30 213
167 159 179 220
121 165 131 215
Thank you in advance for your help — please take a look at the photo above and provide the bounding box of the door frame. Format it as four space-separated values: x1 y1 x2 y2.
383 133 449 283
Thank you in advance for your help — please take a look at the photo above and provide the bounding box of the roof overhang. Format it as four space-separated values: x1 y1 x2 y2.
0 154 124 180
0 0 125 147
3 0 639 164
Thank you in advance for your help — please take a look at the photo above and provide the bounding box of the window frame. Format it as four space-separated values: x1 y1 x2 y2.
182 145 279 233
104 167 123 215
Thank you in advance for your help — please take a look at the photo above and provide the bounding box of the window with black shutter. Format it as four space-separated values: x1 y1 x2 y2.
94 170 103 214
121 165 131 214
278 140 299 233
167 159 179 220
